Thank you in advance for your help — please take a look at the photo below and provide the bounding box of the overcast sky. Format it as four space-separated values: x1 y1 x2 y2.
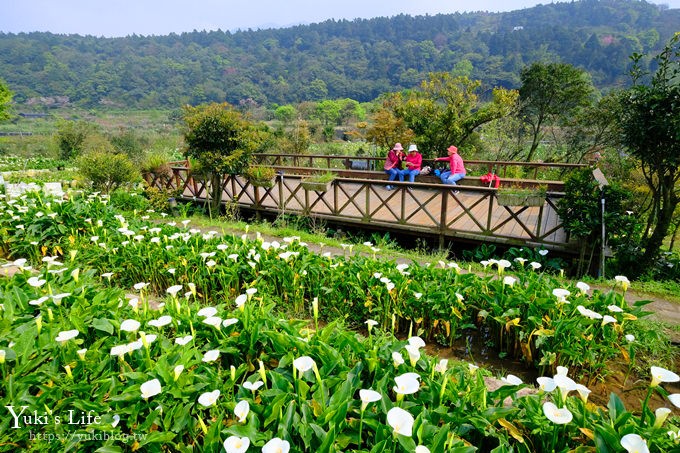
2 0 678 38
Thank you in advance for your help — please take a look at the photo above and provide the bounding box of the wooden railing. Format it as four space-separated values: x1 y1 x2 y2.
145 164 575 254
252 153 586 180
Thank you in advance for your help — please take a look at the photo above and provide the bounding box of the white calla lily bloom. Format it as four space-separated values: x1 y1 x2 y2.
198 390 220 407
293 356 316 373
223 436 250 453
386 407 414 437
543 402 573 424
262 438 290 453
620 433 649 453
234 400 249 422
140 378 162 399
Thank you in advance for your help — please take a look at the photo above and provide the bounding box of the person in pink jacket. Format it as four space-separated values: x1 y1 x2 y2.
398 144 422 183
435 145 466 186
383 143 405 190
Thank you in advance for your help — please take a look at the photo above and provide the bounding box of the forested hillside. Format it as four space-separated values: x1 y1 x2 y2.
0 0 677 109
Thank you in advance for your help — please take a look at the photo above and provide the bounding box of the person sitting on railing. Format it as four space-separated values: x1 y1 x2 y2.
398 144 422 183
435 145 466 187
383 143 405 190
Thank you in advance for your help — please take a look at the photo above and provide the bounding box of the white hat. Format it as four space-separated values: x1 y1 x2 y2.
408 144 418 152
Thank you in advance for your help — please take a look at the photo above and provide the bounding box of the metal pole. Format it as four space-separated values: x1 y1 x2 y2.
600 193 605 278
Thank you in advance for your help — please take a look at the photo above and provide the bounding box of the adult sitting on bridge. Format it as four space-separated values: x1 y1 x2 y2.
383 143 405 190
398 144 422 183
435 145 466 187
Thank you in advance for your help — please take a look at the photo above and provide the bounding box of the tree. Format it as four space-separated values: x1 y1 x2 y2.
518 62 596 162
182 102 262 215
619 33 680 273
383 73 518 158
0 79 12 122
78 151 139 194
55 120 99 161
365 96 415 151
556 169 638 277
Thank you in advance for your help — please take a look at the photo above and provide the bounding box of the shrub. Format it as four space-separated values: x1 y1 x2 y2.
77 151 140 194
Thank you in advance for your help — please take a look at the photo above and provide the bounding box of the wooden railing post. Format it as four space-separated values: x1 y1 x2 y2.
439 188 448 250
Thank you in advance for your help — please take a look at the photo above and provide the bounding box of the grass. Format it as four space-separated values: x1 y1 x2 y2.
169 209 452 265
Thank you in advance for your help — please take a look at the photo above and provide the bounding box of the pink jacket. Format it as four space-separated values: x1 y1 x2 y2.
403 152 422 171
436 153 466 174
384 149 404 171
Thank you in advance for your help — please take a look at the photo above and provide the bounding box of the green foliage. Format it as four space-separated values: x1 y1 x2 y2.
55 119 99 161
619 33 680 271
243 165 276 182
0 78 12 121
388 73 518 158
557 168 641 276
182 103 261 176
77 151 140 194
1 1 678 108
519 62 597 161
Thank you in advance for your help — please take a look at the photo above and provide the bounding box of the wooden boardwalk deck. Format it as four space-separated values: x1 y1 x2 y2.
152 167 574 253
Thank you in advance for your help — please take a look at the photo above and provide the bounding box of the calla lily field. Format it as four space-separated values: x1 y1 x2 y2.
0 191 678 452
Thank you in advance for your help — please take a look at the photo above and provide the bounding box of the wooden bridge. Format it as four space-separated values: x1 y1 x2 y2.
146 155 588 254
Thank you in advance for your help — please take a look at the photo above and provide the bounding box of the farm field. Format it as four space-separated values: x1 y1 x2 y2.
1 188 679 452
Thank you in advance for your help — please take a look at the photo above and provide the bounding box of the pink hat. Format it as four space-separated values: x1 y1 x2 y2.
393 143 403 151
447 145 458 153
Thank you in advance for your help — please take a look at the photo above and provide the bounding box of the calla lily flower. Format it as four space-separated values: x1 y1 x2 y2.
120 319 141 332
243 380 263 392
262 438 290 453
543 401 573 424
415 447 430 453
166 285 183 296
575 281 590 294
223 436 250 453
202 350 220 362
198 390 220 407
202 316 222 328
27 276 47 287
501 374 523 386
386 407 414 437
148 316 172 328
393 373 420 395
434 359 448 374
668 393 680 408
173 365 184 380
615 275 630 291
196 307 218 318
234 400 249 422
235 294 247 310
55 329 79 343
552 288 570 303
651 366 680 387
575 383 591 402
140 378 162 399
359 389 382 410
620 433 649 453
404 344 421 367
654 407 672 428
293 356 315 373
602 315 617 326
392 351 405 367
222 318 239 327
407 336 426 349
537 377 556 392
175 335 193 345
